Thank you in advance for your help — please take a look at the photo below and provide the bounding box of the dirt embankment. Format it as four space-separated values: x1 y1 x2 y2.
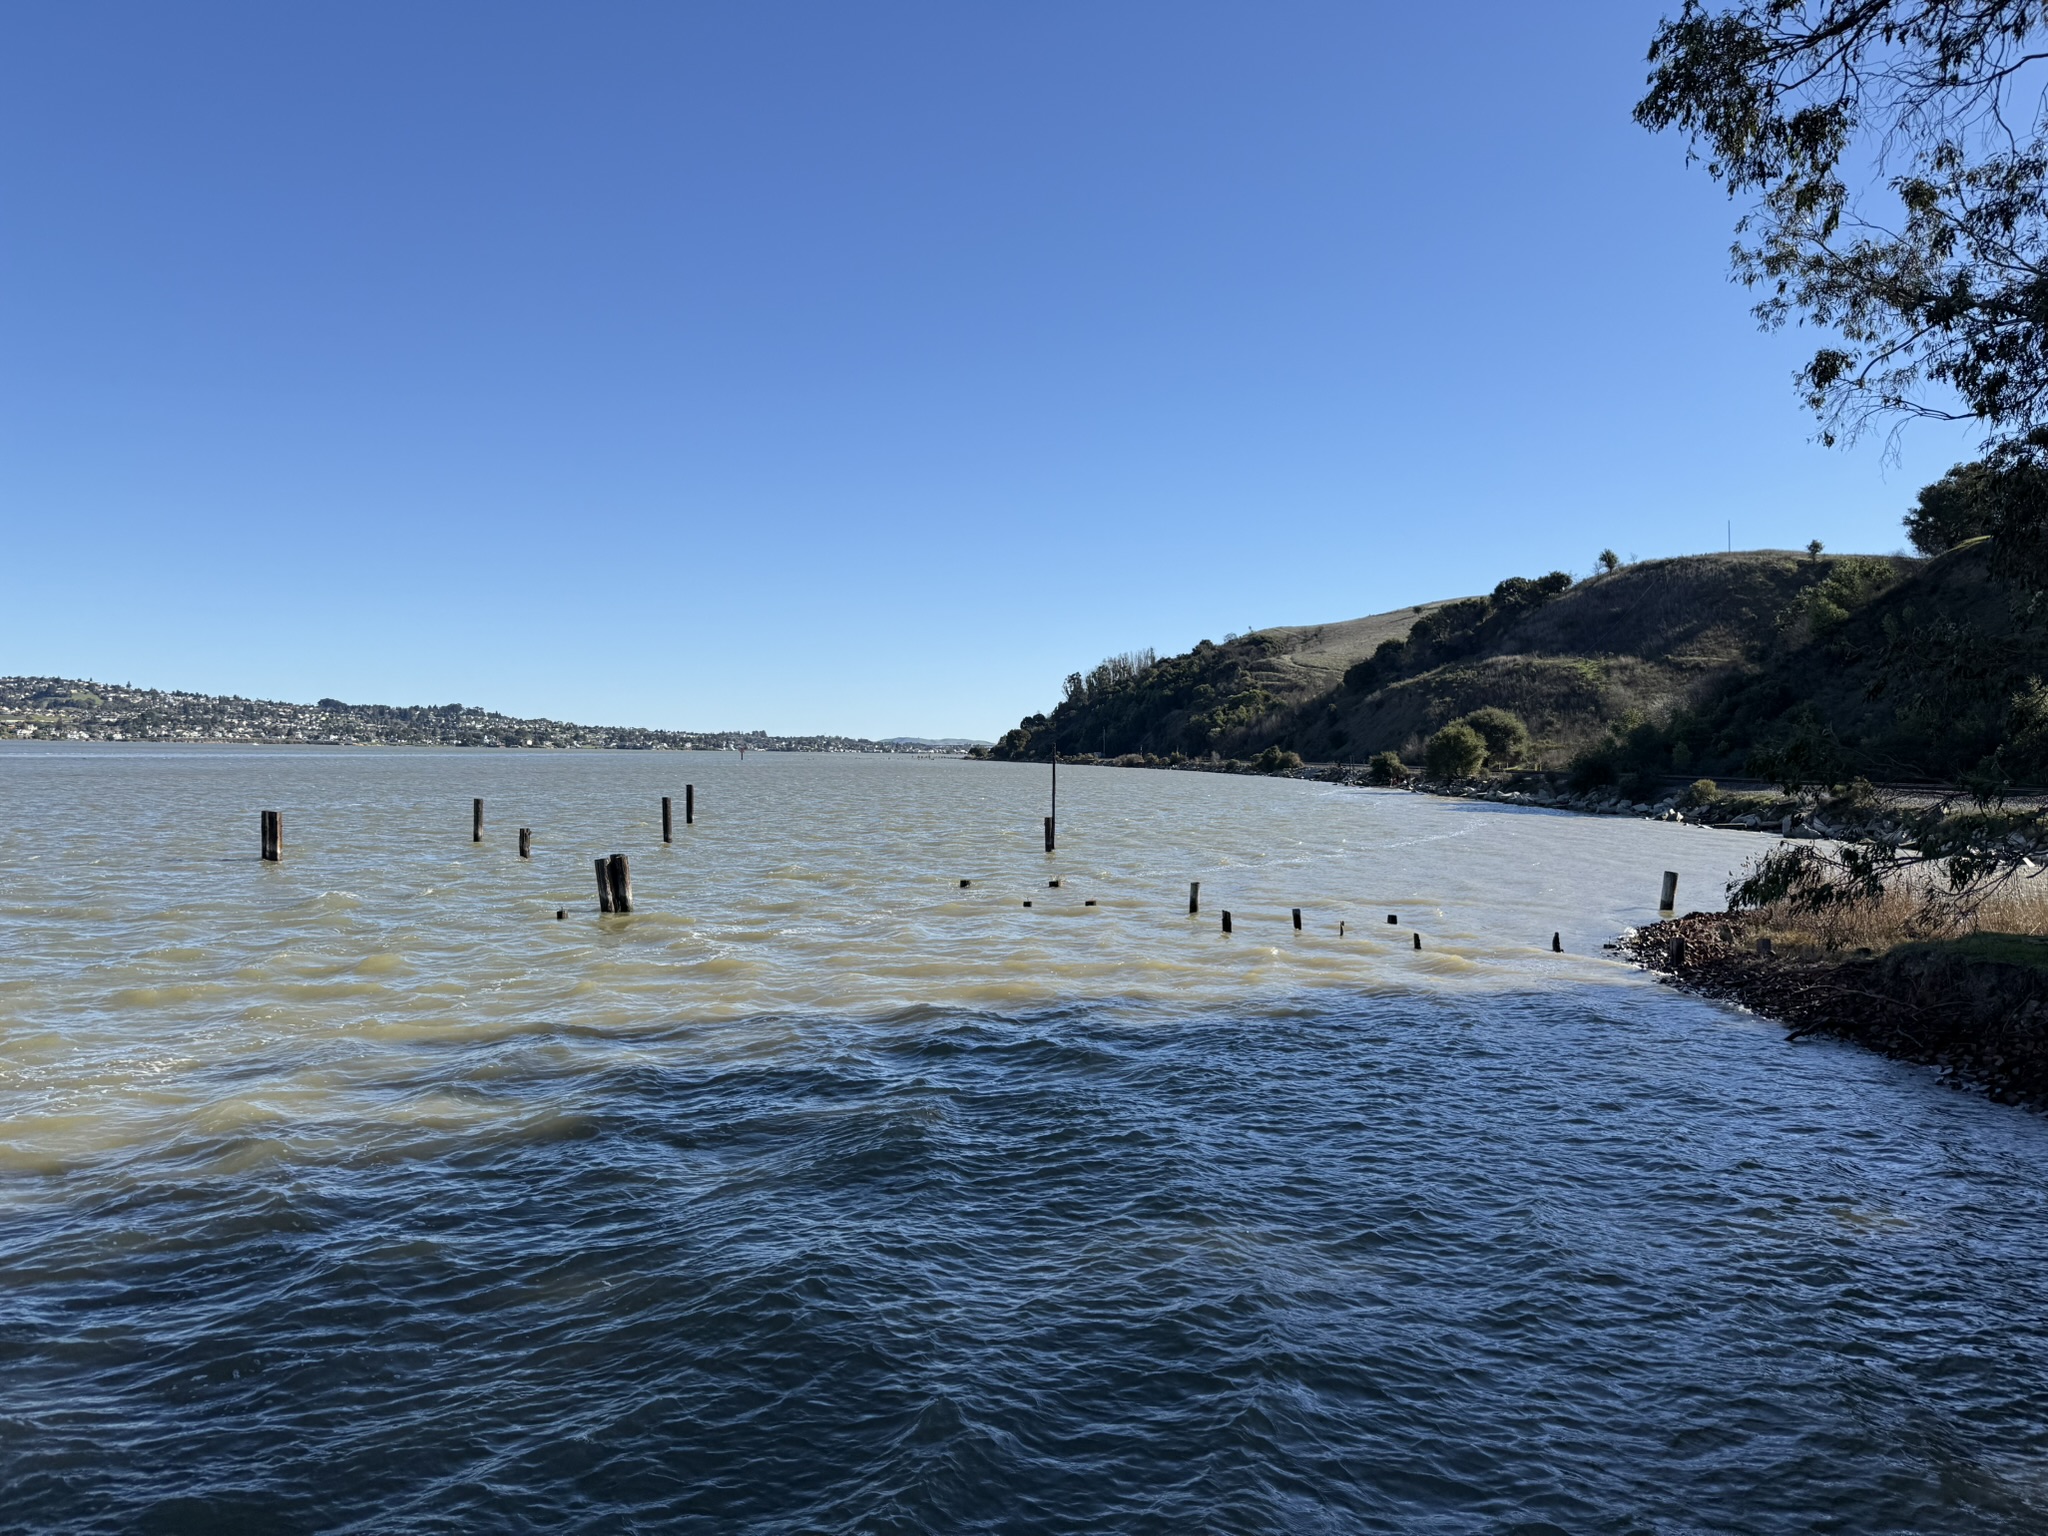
1621 913 2048 1109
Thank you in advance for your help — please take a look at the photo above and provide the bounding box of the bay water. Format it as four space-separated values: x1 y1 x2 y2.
3 746 2045 1532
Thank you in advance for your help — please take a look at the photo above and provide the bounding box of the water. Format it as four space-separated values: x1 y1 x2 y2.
3 745 2046 1533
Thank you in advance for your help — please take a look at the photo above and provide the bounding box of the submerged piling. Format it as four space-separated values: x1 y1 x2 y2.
519 827 532 859
686 784 695 825
1044 815 1055 853
1188 881 1200 915
595 858 614 914
1659 870 1679 911
260 810 281 862
1413 932 1421 950
1292 907 1302 930
608 854 633 914
1221 910 1232 934
663 796 673 843
473 798 484 843
1552 931 1561 953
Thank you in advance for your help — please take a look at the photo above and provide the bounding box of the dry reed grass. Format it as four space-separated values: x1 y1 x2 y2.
1755 870 2048 955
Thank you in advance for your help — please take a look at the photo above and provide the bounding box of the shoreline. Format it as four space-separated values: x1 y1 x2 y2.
1619 912 2048 1111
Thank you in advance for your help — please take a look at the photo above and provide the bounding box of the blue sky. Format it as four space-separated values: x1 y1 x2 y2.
0 2 1982 741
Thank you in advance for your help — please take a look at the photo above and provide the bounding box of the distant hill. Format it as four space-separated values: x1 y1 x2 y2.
0 677 957 753
988 548 2048 785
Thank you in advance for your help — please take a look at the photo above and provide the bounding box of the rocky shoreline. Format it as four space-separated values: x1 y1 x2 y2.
1620 913 2048 1110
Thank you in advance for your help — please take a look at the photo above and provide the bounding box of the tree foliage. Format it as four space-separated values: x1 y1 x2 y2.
1638 2 2048 453
1906 459 2004 551
1425 722 1488 780
1456 706 1531 765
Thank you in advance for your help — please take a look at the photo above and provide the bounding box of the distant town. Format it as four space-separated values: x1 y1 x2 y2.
0 677 985 754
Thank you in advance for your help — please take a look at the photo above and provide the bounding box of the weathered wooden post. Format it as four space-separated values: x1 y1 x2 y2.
1188 881 1200 915
519 827 532 859
1221 910 1233 934
1044 815 1055 853
260 810 281 862
1387 913 1398 925
1292 907 1302 930
663 797 673 843
959 878 972 887
473 799 484 843
1552 931 1562 953
1413 932 1421 950
595 858 615 914
686 784 694 825
608 854 633 914
1659 870 1679 911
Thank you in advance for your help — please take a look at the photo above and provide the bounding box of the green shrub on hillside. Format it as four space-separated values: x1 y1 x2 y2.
1252 745 1302 775
1682 778 1720 807
1792 556 1901 637
1366 750 1408 785
1425 722 1487 780
1456 707 1529 766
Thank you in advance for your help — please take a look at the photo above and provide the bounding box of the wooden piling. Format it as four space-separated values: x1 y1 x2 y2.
473 798 484 842
1386 913 1397 925
960 878 971 887
1413 932 1421 950
1671 936 1687 969
1552 931 1561 953
686 784 695 825
519 827 532 859
260 809 281 862
1044 815 1055 853
1188 881 1200 915
1048 878 1060 888
663 796 673 843
1221 910 1232 934
1659 870 1679 910
1084 899 1096 906
595 858 615 913
556 908 565 920
1292 907 1302 930
608 854 633 914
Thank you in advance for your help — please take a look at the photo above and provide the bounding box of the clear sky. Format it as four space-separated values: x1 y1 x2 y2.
0 2 1984 741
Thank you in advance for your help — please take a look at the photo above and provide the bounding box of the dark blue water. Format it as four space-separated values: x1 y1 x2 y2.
6 986 2047 1534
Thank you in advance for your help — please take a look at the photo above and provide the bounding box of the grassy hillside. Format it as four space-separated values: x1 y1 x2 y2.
988 548 2043 783
1585 538 2048 790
